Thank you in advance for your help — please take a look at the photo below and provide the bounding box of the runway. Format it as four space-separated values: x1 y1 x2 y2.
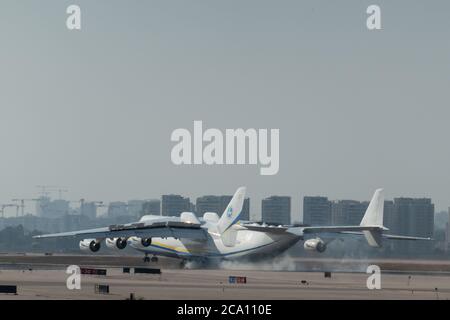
0 254 449 300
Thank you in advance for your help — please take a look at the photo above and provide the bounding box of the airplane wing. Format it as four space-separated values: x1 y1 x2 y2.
239 224 432 242
300 225 388 234
331 231 432 241
238 224 387 236
239 224 289 235
382 234 432 241
33 220 207 240
296 227 431 241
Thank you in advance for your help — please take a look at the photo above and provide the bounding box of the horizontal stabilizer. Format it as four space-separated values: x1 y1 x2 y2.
383 234 432 241
301 225 387 234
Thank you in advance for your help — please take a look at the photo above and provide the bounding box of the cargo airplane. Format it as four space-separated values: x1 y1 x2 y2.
33 187 430 265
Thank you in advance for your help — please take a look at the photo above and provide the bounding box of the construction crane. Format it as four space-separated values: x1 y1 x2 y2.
56 188 68 199
36 185 57 197
69 199 104 217
11 198 40 217
36 185 69 199
70 199 103 207
0 204 19 218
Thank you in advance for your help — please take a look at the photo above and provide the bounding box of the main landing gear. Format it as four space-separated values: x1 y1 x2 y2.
143 253 158 263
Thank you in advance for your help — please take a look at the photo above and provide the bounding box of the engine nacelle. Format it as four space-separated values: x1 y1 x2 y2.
105 237 128 250
128 236 152 248
304 238 327 253
79 239 101 252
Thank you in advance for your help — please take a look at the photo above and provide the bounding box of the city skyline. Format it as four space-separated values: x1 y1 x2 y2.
0 187 444 224
1 189 443 255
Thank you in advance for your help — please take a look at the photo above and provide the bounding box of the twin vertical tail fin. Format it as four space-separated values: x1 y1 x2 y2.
360 188 384 227
360 188 385 247
216 187 246 243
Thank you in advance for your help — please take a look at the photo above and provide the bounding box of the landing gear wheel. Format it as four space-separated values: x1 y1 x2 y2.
150 256 158 263
143 255 150 263
180 259 187 269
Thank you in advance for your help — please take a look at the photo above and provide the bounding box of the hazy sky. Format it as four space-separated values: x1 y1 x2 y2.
1 1 450 221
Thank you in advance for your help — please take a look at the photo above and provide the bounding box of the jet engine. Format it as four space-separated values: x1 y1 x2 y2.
304 238 327 253
128 236 152 248
79 239 101 252
105 237 128 250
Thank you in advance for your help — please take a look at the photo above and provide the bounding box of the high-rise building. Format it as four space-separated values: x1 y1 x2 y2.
80 202 97 220
161 195 191 217
331 200 369 225
196 195 250 220
262 196 290 225
241 198 250 221
141 199 161 217
196 196 221 217
303 196 331 226
188 201 196 214
383 200 395 232
445 208 450 252
61 214 91 232
107 201 128 218
35 196 50 217
127 200 145 218
392 197 434 254
36 197 70 219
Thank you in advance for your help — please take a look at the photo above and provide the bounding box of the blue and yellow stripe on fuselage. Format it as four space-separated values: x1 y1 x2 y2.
136 239 295 260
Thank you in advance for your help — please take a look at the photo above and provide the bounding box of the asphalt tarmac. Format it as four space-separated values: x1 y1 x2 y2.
0 254 448 300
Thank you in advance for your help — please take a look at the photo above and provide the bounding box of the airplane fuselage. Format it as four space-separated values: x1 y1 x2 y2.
130 228 301 262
